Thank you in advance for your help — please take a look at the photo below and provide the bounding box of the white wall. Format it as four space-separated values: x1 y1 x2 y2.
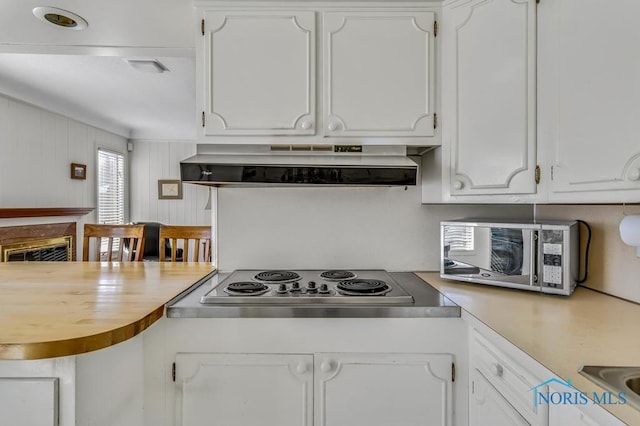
217 185 532 272
129 140 211 226
537 204 640 304
0 92 127 223
129 142 531 271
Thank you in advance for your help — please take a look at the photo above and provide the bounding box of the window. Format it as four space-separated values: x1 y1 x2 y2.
98 149 125 226
444 225 474 252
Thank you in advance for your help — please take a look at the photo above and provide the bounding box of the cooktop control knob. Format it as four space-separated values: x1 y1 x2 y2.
306 281 318 293
307 281 316 289
291 282 300 290
276 283 288 294
319 283 330 294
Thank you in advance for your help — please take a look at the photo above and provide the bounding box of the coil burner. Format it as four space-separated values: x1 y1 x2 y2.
336 279 391 296
253 270 301 284
224 282 270 296
319 270 357 281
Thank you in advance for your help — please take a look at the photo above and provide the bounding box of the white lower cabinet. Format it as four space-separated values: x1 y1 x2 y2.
470 329 548 426
175 353 313 426
471 369 529 426
469 323 626 426
175 352 453 426
315 353 453 426
0 377 59 426
0 334 144 426
549 404 599 426
547 385 625 426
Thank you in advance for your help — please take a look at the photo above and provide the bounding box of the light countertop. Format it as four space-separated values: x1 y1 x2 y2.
416 272 640 425
0 262 215 360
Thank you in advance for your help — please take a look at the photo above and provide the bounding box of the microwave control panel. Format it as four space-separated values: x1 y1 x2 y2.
541 229 564 287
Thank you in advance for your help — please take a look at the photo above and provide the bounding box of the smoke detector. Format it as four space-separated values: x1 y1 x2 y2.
32 7 88 30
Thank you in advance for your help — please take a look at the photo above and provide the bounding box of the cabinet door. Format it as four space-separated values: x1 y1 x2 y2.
471 369 530 426
0 378 58 426
471 329 548 425
315 353 452 426
175 353 313 426
323 11 435 137
548 387 626 426
201 11 315 136
538 0 640 202
443 0 537 195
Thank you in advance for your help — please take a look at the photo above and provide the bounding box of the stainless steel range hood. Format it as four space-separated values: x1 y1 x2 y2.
180 145 418 186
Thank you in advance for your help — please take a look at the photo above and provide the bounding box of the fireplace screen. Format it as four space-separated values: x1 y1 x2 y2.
1 236 72 262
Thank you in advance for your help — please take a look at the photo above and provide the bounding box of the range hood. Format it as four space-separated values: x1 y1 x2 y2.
180 145 418 186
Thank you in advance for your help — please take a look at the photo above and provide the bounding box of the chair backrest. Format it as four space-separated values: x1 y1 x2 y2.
132 222 173 261
82 224 145 261
159 225 212 262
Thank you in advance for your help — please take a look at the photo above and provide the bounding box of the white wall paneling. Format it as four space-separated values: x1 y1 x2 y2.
129 140 211 226
0 92 127 225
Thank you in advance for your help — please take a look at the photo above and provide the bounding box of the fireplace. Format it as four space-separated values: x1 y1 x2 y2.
0 222 76 262
1 236 73 262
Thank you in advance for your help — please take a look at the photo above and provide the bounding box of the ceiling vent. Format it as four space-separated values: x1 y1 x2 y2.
124 59 170 74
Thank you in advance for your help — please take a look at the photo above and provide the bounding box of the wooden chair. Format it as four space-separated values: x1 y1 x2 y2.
159 225 212 262
82 224 145 261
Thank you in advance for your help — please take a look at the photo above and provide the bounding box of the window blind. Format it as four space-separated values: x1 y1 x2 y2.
98 149 125 252
98 149 125 225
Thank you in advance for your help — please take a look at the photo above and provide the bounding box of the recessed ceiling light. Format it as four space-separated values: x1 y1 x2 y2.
124 59 170 74
32 7 88 30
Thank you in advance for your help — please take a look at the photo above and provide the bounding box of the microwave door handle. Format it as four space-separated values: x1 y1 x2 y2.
530 231 538 287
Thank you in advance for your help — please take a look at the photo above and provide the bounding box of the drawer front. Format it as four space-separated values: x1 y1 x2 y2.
472 330 548 425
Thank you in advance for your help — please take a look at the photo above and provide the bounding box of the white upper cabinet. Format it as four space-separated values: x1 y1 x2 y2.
442 0 537 197
323 11 435 137
196 6 438 144
538 0 640 202
200 11 315 136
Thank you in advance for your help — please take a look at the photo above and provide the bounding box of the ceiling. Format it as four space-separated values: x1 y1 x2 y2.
0 0 197 140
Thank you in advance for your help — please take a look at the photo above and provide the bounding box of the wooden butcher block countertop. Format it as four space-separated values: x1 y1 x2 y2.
0 262 215 360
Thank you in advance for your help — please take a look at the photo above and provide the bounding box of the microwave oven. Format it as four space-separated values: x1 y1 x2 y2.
440 219 580 296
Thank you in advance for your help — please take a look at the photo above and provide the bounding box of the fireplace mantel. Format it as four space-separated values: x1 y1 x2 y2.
0 208 94 219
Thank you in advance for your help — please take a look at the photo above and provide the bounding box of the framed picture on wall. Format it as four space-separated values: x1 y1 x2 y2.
158 180 183 200
70 163 87 180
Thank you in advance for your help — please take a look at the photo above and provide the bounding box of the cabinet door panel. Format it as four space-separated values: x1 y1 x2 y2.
315 353 452 426
0 378 58 426
471 369 530 426
202 11 315 135
175 353 313 426
539 0 640 200
323 12 435 137
549 398 625 426
444 0 536 195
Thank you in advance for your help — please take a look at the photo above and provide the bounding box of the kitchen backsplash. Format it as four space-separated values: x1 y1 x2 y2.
216 186 532 272
537 204 640 304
